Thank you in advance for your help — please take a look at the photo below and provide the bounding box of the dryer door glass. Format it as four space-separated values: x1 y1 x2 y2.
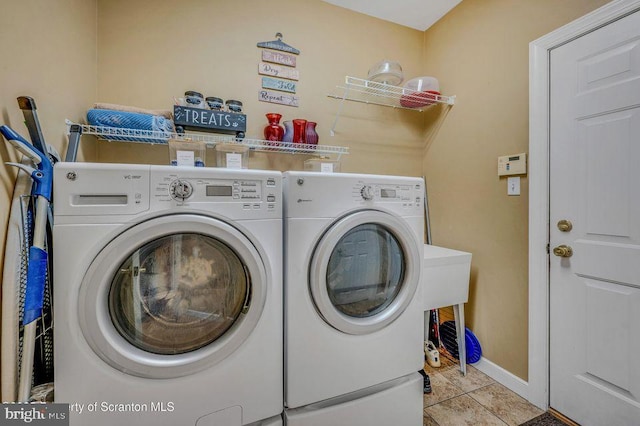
109 233 249 355
326 224 405 317
309 209 420 335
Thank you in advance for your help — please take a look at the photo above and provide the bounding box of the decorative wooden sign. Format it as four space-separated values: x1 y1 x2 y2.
258 62 299 81
259 90 299 107
262 50 296 67
262 76 297 93
173 105 246 134
257 33 300 55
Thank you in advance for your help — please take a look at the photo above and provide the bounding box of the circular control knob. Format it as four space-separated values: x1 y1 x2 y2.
169 179 193 201
360 185 374 201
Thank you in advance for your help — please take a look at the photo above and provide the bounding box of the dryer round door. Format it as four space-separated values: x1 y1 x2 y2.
78 214 268 379
309 210 420 335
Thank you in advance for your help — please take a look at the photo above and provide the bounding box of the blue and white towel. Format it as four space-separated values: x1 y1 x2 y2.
87 109 174 143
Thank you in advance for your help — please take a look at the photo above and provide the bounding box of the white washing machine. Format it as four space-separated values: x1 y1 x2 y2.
283 171 424 418
53 163 283 426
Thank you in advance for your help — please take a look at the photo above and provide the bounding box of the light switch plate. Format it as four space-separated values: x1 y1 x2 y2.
508 177 520 196
498 153 527 176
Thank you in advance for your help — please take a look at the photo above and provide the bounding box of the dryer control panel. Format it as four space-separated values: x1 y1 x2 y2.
354 182 420 205
283 172 423 219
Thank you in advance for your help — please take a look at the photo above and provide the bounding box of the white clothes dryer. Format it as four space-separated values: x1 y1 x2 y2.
53 163 283 426
283 172 424 410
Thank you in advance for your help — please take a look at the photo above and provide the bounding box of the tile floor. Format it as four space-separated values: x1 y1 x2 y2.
422 351 546 426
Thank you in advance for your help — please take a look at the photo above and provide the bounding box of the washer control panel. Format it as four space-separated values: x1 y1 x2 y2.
150 169 281 216
53 164 282 220
157 176 273 202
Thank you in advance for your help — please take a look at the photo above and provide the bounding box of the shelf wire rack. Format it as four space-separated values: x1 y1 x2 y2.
65 121 349 161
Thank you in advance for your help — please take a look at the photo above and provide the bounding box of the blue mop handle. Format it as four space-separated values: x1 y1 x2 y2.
23 247 47 325
22 179 52 326
1 124 53 326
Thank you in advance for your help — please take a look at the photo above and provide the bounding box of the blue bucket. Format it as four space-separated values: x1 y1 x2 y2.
439 320 482 364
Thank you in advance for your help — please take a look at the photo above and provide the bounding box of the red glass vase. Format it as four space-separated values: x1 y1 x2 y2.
264 113 284 141
305 121 319 145
292 119 307 144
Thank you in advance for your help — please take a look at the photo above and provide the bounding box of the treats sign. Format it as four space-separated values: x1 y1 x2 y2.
173 105 247 133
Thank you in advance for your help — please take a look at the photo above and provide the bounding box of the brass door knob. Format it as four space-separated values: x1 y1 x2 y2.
557 220 573 232
553 245 573 258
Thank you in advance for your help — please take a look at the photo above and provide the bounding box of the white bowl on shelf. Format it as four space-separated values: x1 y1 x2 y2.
367 60 404 85
400 76 441 108
404 76 439 92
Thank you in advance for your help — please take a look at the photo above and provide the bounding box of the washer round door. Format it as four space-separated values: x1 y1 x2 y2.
309 210 420 335
78 214 267 379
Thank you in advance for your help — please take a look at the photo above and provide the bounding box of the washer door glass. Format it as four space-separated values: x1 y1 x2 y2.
310 210 420 335
79 214 267 379
109 233 249 355
326 224 404 318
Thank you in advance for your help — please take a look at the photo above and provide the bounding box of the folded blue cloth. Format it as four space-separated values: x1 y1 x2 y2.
87 109 174 143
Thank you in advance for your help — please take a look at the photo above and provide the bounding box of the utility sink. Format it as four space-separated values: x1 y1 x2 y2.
421 244 472 312
421 244 473 374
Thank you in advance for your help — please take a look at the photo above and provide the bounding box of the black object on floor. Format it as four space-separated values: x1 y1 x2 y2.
418 369 432 394
423 374 432 394
428 309 440 347
520 412 569 426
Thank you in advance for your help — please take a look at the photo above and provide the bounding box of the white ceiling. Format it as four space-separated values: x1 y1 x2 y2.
322 0 462 31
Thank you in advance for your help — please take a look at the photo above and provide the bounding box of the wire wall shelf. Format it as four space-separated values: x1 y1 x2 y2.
328 76 456 109
327 76 456 135
65 121 349 158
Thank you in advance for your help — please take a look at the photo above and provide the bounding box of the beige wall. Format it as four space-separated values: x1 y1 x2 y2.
421 0 609 380
0 0 97 349
96 0 426 176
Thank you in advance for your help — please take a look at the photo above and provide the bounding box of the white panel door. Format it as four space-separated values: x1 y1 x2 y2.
549 9 640 425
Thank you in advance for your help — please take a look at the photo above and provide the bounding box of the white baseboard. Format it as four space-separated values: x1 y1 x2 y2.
473 357 536 406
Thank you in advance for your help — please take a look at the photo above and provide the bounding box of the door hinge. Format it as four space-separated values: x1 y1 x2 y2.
546 244 550 254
